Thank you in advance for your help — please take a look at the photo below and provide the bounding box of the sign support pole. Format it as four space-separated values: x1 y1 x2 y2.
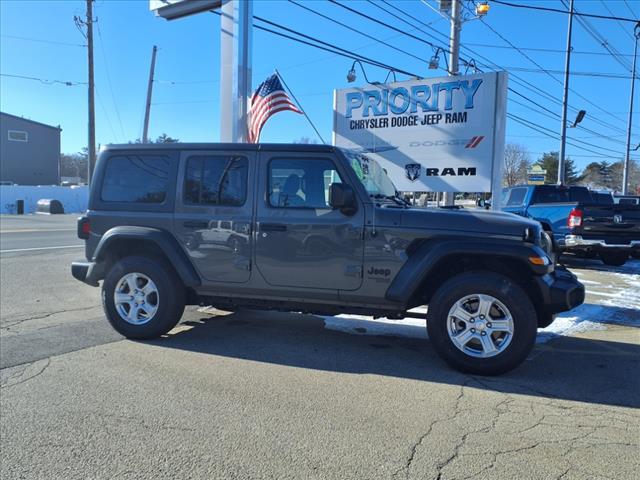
220 0 252 143
443 0 461 207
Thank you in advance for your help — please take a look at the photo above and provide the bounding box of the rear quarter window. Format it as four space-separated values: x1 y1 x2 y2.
101 155 171 203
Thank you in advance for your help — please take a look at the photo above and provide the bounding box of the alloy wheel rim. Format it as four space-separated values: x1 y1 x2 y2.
446 294 514 358
114 272 159 325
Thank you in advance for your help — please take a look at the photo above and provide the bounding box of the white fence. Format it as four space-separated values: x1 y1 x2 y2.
0 185 89 214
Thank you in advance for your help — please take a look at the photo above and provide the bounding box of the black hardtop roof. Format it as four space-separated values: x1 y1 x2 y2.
101 142 337 153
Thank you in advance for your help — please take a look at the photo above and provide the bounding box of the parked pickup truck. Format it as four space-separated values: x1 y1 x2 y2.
502 185 640 266
72 143 584 375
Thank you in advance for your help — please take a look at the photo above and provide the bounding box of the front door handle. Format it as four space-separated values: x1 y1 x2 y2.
261 223 287 232
183 220 208 229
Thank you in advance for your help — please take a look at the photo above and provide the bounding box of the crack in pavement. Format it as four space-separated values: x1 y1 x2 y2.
0 305 101 331
0 358 51 389
391 375 639 480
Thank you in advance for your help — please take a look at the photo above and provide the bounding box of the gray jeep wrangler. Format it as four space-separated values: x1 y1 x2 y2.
72 143 584 375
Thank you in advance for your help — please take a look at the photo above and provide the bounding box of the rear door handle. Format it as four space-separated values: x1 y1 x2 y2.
261 223 287 232
183 220 208 229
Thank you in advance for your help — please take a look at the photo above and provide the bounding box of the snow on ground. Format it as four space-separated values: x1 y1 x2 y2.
323 263 640 343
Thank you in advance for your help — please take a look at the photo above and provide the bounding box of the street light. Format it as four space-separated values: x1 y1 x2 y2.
475 2 490 16
570 109 586 128
429 47 449 72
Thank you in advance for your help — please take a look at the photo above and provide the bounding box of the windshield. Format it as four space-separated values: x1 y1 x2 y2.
341 149 397 198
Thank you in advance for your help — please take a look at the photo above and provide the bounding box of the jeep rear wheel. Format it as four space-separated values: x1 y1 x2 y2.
102 255 185 339
426 272 537 375
599 251 628 266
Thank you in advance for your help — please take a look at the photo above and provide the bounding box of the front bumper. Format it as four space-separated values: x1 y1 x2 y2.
71 261 102 287
564 235 640 251
535 266 585 314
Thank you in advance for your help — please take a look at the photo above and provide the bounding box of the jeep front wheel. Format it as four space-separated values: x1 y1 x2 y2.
102 255 185 339
426 272 537 375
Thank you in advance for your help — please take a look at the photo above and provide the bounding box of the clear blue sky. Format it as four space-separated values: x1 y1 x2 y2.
1 0 639 171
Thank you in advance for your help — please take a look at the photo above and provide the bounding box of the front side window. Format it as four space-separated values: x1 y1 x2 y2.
184 155 248 206
101 155 170 203
269 158 342 208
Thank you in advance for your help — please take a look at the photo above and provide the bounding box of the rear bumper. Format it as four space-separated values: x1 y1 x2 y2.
71 261 101 287
535 266 585 314
564 235 640 251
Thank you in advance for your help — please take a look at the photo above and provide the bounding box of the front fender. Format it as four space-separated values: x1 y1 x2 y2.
385 239 550 304
92 226 200 287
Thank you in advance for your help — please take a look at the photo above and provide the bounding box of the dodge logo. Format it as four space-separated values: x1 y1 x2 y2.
405 163 421 182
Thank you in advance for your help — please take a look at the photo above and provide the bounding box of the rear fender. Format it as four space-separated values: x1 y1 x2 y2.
92 226 200 287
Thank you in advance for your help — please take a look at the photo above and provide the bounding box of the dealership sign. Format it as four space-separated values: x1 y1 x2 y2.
333 72 508 193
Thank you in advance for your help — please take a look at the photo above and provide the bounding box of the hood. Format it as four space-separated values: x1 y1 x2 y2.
397 207 540 238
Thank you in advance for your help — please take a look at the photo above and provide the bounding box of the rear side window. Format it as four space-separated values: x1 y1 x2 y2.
532 187 570 204
101 155 170 203
505 188 527 207
184 155 248 206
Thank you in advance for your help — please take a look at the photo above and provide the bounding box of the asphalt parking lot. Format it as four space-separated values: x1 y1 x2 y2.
1 214 638 479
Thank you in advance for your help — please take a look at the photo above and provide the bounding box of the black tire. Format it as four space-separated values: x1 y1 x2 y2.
426 272 537 376
102 255 186 339
599 251 628 267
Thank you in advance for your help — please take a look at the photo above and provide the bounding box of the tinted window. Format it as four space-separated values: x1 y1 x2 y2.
532 187 570 204
269 158 343 208
591 192 613 205
101 155 170 203
506 188 527 207
184 155 248 206
569 187 593 203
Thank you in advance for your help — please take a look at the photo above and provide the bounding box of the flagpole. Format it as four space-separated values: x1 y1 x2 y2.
275 69 326 144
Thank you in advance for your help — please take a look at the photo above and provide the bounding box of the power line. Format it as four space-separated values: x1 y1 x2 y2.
491 0 640 23
461 42 636 57
0 34 86 47
600 0 635 42
0 73 86 86
375 0 634 137
288 0 427 66
95 18 126 141
624 0 638 19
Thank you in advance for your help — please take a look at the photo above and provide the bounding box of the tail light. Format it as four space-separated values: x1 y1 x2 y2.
78 216 90 239
567 208 583 228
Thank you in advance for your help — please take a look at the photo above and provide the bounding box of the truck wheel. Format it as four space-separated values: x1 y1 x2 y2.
102 255 185 339
599 251 628 266
426 272 537 376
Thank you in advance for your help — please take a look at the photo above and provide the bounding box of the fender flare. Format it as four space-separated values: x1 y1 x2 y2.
385 239 548 304
92 226 200 287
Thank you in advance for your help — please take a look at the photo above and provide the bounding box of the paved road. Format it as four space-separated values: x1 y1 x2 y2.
0 214 82 252
1 215 638 479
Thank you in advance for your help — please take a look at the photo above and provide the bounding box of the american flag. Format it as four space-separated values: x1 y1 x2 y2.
248 73 301 143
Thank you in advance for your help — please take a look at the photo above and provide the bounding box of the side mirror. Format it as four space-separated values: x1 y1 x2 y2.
329 183 357 216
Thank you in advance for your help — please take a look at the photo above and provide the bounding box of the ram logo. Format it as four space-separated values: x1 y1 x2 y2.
613 214 623 224
405 163 421 182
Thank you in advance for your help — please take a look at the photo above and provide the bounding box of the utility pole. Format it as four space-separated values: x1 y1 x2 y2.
143 45 158 143
443 0 461 207
85 0 96 184
623 22 640 195
558 0 574 185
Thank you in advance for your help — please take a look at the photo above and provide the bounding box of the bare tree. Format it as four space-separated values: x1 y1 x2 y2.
503 143 531 187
